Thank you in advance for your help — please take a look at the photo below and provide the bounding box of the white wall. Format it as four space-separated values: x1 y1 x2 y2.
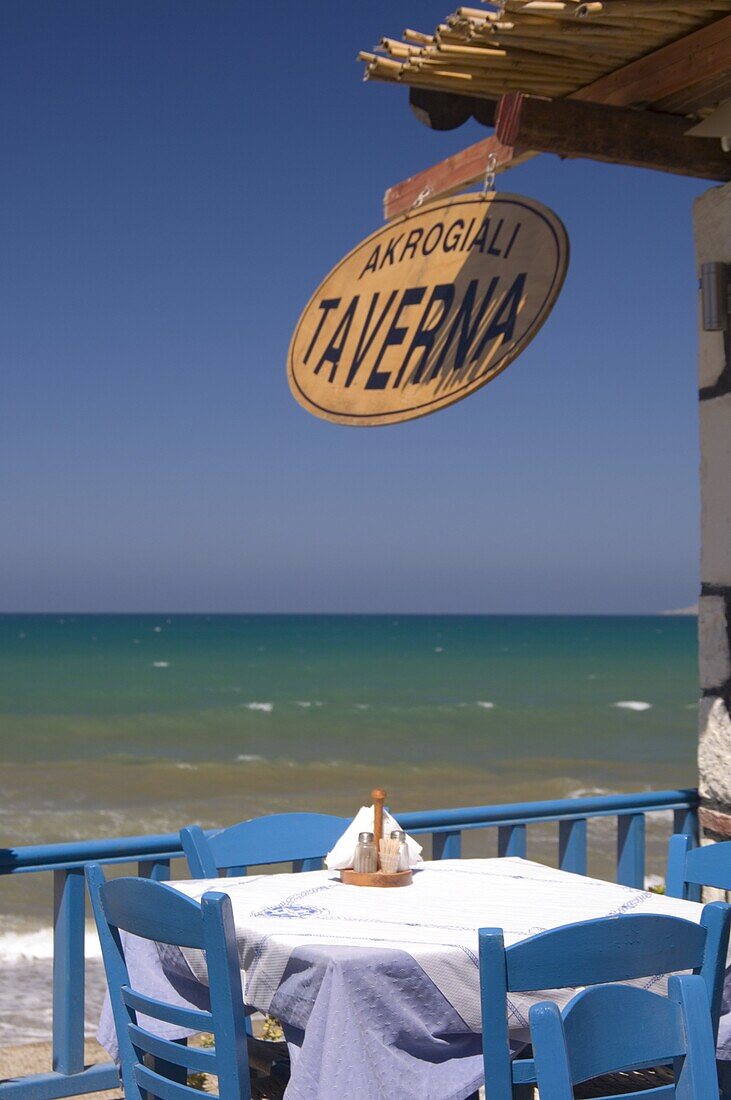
695 180 731 838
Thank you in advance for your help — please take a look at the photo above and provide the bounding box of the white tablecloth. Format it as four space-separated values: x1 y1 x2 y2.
171 857 705 1030
100 858 723 1100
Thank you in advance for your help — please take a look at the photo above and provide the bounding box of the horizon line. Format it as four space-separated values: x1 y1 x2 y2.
0 608 699 617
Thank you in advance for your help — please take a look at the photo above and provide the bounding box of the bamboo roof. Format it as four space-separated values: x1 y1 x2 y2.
360 1 731 118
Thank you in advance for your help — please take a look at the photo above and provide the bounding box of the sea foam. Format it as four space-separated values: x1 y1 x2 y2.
614 701 652 711
566 786 615 799
243 702 273 712
0 926 102 964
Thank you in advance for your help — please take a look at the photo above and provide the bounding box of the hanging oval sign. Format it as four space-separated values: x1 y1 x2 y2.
287 192 569 426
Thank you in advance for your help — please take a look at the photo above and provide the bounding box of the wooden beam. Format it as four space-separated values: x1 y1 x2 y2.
383 11 731 215
383 136 533 220
572 12 731 109
495 92 731 181
408 87 497 131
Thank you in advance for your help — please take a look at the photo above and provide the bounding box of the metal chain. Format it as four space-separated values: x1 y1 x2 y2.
413 149 496 210
482 151 498 197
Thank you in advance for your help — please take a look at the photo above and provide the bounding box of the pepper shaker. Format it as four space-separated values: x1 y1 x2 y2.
390 829 409 873
353 831 378 873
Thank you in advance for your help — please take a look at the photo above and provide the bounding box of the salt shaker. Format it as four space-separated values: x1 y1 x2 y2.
390 829 409 873
353 831 378 873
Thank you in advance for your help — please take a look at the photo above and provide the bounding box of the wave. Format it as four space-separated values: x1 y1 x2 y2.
476 701 495 709
565 786 616 799
236 753 264 763
296 701 324 708
242 702 273 713
0 926 102 964
613 701 652 711
152 661 170 668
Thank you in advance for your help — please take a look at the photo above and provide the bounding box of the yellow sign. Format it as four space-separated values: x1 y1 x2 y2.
288 193 569 426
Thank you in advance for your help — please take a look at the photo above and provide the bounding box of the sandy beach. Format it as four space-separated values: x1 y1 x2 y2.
0 1041 120 1100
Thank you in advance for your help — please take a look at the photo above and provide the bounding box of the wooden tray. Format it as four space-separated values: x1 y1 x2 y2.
340 868 413 888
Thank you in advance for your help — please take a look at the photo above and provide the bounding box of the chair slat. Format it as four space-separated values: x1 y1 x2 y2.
505 915 706 992
121 987 212 1032
135 1063 216 1100
181 813 349 878
102 877 205 947
666 834 731 901
128 1025 217 1072
682 839 731 892
562 986 683 1084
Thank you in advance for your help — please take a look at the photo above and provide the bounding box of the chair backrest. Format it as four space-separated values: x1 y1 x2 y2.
86 863 250 1100
529 975 718 1100
180 812 350 877
667 833 731 901
479 905 731 1100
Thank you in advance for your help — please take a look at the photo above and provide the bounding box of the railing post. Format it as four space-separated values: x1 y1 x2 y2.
498 823 526 858
294 859 322 873
617 813 645 888
138 859 171 881
673 806 700 847
558 818 587 876
432 830 462 860
52 868 85 1075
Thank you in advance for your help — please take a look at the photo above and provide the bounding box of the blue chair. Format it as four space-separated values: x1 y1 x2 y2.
180 812 349 878
86 863 257 1100
667 834 731 902
529 975 719 1100
479 906 731 1100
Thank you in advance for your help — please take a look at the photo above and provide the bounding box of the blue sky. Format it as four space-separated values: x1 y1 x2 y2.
0 1 708 613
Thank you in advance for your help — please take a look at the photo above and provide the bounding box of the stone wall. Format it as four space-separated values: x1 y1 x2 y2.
695 180 731 841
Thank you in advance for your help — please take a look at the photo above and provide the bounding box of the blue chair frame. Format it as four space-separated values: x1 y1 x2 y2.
530 975 719 1100
180 812 350 877
86 863 251 1100
479 906 731 1100
667 834 731 902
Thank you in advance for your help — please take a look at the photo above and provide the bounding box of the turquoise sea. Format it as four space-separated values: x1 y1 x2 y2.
0 613 699 1043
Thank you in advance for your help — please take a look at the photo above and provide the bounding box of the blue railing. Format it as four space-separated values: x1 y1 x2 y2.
0 787 699 1100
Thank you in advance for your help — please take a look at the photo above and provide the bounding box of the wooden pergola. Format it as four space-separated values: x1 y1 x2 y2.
359 0 731 218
